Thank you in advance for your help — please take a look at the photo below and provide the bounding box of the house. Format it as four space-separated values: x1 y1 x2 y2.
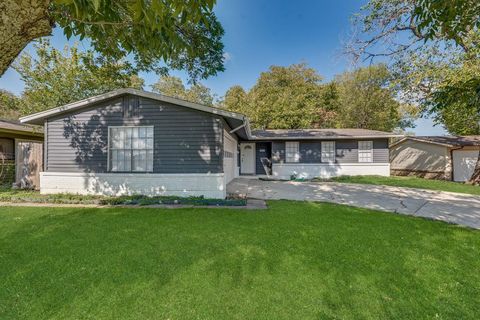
20 88 400 198
390 136 480 182
0 119 44 189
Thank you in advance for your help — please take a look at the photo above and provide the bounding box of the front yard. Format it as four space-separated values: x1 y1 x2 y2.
331 175 480 196
1 201 479 319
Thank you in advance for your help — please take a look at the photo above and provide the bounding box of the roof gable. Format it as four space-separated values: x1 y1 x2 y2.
20 88 246 125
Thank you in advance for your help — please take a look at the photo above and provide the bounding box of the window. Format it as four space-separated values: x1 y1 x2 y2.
285 141 300 163
358 141 373 163
109 126 154 172
321 141 335 162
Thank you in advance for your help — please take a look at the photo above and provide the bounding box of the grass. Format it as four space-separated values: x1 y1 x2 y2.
0 201 479 319
330 175 480 196
0 188 246 206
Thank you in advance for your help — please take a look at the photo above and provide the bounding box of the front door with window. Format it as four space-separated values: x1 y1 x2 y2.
240 143 255 174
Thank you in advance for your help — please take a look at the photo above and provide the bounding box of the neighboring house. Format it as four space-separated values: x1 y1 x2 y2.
20 88 399 198
0 119 44 189
390 136 480 182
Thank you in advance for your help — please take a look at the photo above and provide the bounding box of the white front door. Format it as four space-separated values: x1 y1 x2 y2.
240 143 255 174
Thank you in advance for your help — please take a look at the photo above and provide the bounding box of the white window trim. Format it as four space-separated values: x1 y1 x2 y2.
285 141 300 163
358 140 373 163
321 141 336 163
108 126 154 173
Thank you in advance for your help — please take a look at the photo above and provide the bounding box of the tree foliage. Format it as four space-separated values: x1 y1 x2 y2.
334 64 415 131
0 90 21 120
413 0 480 45
0 0 225 80
348 0 480 134
349 0 480 182
151 75 216 106
224 64 325 129
222 63 413 131
13 39 144 115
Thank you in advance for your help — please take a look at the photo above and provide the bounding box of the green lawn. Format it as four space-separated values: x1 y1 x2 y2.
1 201 479 319
331 175 480 196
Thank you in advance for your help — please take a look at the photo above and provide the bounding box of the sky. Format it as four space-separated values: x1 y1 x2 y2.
0 0 446 135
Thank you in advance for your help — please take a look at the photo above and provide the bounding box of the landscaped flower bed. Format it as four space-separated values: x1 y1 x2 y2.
0 188 246 207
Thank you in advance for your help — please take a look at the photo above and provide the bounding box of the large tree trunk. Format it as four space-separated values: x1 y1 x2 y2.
0 0 53 76
468 152 480 184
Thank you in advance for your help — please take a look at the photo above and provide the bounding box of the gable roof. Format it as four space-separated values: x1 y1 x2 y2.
391 135 480 148
251 128 401 140
19 88 251 138
0 118 43 137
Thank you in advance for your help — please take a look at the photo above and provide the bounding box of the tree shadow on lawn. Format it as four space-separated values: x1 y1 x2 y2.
0 203 479 319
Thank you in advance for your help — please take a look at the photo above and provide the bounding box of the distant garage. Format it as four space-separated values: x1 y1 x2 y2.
390 136 480 182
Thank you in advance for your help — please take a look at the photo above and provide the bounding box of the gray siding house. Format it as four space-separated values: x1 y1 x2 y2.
21 89 400 198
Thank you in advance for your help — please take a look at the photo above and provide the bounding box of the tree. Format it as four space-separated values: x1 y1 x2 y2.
222 86 250 115
151 75 216 106
14 39 144 115
334 65 415 131
222 63 413 131
413 0 480 45
348 0 480 182
240 63 325 129
0 90 21 120
0 0 224 80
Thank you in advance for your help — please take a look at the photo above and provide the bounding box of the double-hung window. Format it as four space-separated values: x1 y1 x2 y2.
109 126 154 172
321 141 335 163
358 141 373 163
285 141 300 163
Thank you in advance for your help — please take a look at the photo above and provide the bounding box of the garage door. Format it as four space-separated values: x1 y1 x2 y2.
223 131 237 184
453 150 479 182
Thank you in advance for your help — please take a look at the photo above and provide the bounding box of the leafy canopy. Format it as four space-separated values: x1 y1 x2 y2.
334 64 416 131
414 0 480 45
151 75 216 106
349 0 480 135
222 63 414 131
51 0 224 80
224 64 325 129
1 0 224 80
0 90 20 120
13 39 144 115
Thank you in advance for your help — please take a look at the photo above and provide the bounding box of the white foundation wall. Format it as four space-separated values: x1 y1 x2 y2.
272 163 390 179
40 172 226 198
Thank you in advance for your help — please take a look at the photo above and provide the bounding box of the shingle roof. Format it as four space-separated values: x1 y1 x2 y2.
396 135 480 147
0 119 44 136
251 128 401 140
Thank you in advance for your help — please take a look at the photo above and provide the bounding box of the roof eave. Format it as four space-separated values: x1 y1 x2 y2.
390 136 455 148
250 134 403 140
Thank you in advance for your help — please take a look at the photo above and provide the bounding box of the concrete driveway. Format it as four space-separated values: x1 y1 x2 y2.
227 178 480 229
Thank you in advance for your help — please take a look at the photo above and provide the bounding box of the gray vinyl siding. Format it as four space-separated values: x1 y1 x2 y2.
46 94 223 173
372 139 389 162
271 139 389 164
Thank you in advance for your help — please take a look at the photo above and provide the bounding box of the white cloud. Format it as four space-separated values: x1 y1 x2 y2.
223 52 232 62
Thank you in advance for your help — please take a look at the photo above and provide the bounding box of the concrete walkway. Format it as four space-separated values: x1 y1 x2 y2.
227 178 480 229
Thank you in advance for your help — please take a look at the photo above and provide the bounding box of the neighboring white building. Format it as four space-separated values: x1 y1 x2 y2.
390 136 480 182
